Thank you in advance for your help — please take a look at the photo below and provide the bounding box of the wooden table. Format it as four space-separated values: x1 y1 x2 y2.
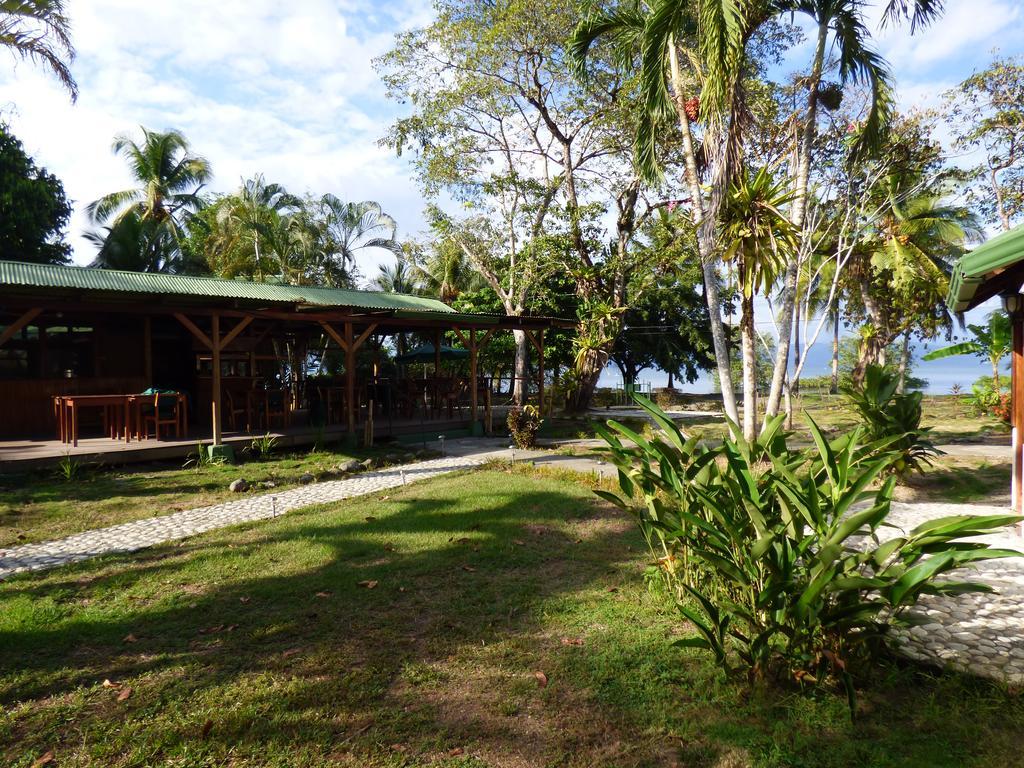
56 394 131 447
129 393 188 440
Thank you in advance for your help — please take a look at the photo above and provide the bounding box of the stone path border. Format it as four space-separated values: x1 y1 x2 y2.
0 456 485 580
884 502 1024 685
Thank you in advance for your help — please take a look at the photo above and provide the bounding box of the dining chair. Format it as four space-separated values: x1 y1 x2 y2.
142 392 181 440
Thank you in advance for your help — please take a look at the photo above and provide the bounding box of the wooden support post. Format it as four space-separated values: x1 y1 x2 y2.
1013 310 1024 515
433 330 442 376
538 329 545 414
143 316 153 386
468 330 480 434
211 314 223 446
0 307 42 348
345 321 356 437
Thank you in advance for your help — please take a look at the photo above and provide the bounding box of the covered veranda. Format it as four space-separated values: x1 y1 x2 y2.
947 223 1024 513
0 262 568 467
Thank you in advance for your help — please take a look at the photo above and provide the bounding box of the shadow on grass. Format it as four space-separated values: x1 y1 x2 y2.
1 469 1022 767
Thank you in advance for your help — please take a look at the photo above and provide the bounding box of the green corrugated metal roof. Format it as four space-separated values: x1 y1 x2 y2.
947 225 1024 312
0 261 456 314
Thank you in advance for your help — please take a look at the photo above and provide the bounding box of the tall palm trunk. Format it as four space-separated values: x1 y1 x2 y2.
764 20 829 424
740 285 758 440
669 43 739 424
896 331 910 394
830 309 840 394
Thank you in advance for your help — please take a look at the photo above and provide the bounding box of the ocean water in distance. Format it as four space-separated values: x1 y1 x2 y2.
598 338 1000 395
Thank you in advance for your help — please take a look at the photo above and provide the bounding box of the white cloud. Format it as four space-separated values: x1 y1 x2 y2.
0 0 431 277
875 0 1023 72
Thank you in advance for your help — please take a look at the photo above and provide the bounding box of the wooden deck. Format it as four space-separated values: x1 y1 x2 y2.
0 414 492 471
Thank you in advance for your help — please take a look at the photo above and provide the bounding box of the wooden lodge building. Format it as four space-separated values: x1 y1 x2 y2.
947 224 1024 514
0 261 568 466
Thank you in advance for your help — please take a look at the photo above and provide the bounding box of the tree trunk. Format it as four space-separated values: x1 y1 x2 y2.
830 310 840 394
667 369 675 390
896 331 910 394
571 348 606 413
792 298 802 395
993 358 1002 393
512 329 529 405
668 42 738 425
764 20 829 425
741 289 757 441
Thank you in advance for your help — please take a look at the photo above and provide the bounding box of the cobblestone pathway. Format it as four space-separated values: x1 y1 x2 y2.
884 502 1024 684
0 456 484 580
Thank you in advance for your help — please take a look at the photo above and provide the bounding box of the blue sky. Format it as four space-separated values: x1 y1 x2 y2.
1 0 1022 390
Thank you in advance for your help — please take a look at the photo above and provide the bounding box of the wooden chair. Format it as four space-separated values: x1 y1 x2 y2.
265 389 291 429
142 392 181 440
225 389 250 432
438 378 466 418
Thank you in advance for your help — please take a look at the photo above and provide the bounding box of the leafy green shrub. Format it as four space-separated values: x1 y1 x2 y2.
249 432 279 460
56 453 82 482
842 364 938 476
965 375 1011 423
507 405 542 448
596 396 1019 712
183 442 226 471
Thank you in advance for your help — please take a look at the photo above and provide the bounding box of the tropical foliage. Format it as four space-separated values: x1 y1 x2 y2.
842 364 939 476
596 396 1019 711
0 0 76 99
87 128 211 272
0 122 70 264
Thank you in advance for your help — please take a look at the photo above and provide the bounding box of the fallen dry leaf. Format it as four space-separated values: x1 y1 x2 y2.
225 624 238 632
377 495 391 501
390 744 407 753
201 718 214 739
30 751 54 767
199 625 224 635
282 648 302 658
606 586 619 593
365 515 378 521
461 565 476 572
101 679 118 689
239 597 251 604
117 687 132 702
534 671 549 688
447 747 465 757
357 580 379 589
398 586 407 593
513 539 526 546
560 637 584 646
123 633 138 643
315 591 332 598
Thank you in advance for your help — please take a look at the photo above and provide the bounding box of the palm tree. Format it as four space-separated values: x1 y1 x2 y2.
923 311 1011 394
850 180 980 384
570 0 942 426
205 176 299 280
87 128 211 271
85 210 176 272
316 196 402 286
411 239 478 303
373 255 421 295
1 0 76 100
89 128 210 230
721 167 798 439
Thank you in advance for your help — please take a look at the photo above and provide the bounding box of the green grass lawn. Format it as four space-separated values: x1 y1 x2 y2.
2 468 1022 767
0 443 426 548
